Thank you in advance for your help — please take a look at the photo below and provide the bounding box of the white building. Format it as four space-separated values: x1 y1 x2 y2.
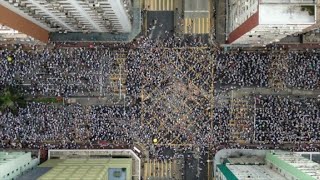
226 0 317 45
0 0 132 33
214 149 320 180
0 151 39 180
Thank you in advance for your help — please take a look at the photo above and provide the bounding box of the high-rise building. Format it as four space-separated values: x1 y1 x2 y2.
0 0 132 42
226 0 317 45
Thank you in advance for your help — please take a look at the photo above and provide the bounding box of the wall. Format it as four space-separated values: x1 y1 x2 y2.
0 5 49 42
227 11 259 43
0 152 39 180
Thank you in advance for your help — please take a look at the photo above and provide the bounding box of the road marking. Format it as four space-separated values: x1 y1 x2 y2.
188 18 192 33
192 19 196 34
202 17 205 34
184 18 188 33
206 17 210 33
183 17 210 34
158 0 161 10
198 18 201 34
150 0 154 10
184 10 210 12
169 160 172 178
144 163 148 179
163 0 165 11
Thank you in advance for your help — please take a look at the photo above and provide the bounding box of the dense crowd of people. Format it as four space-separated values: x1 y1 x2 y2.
255 95 320 144
215 51 270 87
0 48 112 97
0 103 131 149
286 51 320 89
0 38 320 156
215 50 320 89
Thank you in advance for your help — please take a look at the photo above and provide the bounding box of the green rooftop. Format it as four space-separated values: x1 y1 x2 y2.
38 158 132 180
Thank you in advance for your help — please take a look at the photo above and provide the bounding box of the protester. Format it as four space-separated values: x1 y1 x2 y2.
0 36 320 156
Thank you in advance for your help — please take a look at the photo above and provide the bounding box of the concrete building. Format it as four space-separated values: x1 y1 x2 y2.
0 151 39 180
214 149 320 180
37 158 132 180
19 149 141 180
0 24 41 44
226 0 317 45
0 0 133 42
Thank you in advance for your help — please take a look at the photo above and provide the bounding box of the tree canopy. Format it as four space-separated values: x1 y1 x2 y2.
0 86 26 115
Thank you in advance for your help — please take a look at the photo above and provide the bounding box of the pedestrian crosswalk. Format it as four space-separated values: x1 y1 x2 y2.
145 0 175 11
144 159 174 179
183 17 210 34
108 52 127 94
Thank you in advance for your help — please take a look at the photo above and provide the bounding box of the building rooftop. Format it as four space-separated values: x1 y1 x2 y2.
38 158 132 180
0 151 28 165
271 151 320 179
226 165 287 180
260 4 315 25
227 156 265 165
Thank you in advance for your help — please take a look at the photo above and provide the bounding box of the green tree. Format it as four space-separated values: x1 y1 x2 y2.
0 86 26 115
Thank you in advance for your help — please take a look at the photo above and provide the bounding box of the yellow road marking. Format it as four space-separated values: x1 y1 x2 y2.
150 0 154 10
202 17 205 34
144 163 148 179
192 18 196 34
171 0 174 10
157 160 160 176
188 18 192 33
167 0 170 10
198 18 201 34
158 0 161 10
184 18 188 34
149 160 152 176
165 160 168 176
163 0 165 10
206 18 210 33
153 159 156 175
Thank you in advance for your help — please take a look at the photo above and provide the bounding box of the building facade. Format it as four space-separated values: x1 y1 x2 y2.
226 0 317 45
0 0 132 42
0 151 39 180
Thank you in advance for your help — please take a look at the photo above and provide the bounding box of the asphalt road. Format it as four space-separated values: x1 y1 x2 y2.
147 11 175 40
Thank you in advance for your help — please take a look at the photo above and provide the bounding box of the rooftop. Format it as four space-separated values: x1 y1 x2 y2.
226 165 286 180
272 151 320 179
259 4 315 24
0 152 28 165
38 158 132 180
